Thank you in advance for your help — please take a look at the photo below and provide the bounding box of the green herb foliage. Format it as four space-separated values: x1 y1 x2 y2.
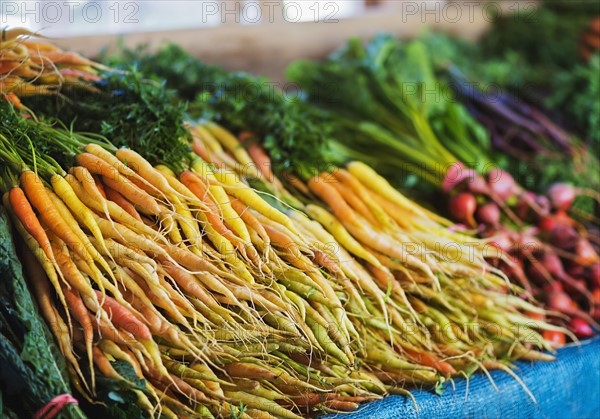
105 45 334 180
21 68 192 171
548 54 600 149
287 35 495 187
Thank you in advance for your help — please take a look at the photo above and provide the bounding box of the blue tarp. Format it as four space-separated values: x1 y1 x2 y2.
329 337 600 419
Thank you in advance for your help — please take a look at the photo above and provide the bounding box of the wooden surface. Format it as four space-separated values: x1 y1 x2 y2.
54 5 491 83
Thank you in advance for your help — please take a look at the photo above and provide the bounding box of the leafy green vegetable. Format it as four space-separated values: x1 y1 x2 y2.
288 35 495 187
90 361 147 419
0 206 85 419
104 45 334 180
548 54 600 149
480 3 594 78
22 69 192 171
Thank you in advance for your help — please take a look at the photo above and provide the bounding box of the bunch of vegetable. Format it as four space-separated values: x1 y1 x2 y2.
0 33 568 418
0 28 102 111
285 35 600 340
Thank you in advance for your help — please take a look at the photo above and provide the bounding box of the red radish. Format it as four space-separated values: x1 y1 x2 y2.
516 192 536 219
547 291 573 312
501 258 533 294
575 238 599 266
540 252 592 300
566 263 585 279
588 264 600 288
547 183 576 211
543 330 566 346
442 162 469 192
476 202 501 226
592 307 600 321
538 216 556 232
592 287 600 304
553 210 574 227
489 232 512 252
549 225 579 249
545 282 564 294
563 279 588 297
466 174 490 195
569 317 594 338
527 260 549 285
487 168 517 200
449 192 477 226
534 195 551 217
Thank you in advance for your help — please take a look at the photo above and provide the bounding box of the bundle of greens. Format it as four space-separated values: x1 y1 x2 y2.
103 45 335 180
0 206 85 419
21 69 192 171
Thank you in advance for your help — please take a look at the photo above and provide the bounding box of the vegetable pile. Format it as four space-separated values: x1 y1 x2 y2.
286 34 600 343
0 26 596 419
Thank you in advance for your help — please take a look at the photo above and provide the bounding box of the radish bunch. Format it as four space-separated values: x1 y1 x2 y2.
447 167 600 343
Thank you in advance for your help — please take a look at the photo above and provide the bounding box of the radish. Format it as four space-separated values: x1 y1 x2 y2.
549 225 579 249
592 287 600 304
442 162 470 192
487 168 517 200
566 263 585 279
534 195 551 217
547 183 576 211
588 263 600 288
575 238 599 266
489 231 512 252
552 210 574 227
547 291 573 312
538 215 556 232
449 192 477 226
516 192 536 219
466 174 490 195
569 317 594 338
476 202 500 226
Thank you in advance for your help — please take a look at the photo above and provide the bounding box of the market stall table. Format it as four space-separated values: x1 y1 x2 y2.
329 337 600 418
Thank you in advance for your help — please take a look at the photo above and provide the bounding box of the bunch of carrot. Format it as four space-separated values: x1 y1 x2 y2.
0 32 570 417
0 99 563 417
190 123 563 389
0 28 102 109
2 113 409 416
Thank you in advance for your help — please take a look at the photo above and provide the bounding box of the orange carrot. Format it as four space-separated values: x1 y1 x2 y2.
75 152 120 180
29 50 95 67
192 135 212 162
308 174 363 227
20 240 88 393
91 175 107 198
50 236 100 312
63 287 96 391
239 132 275 182
102 175 161 215
104 185 142 221
84 144 137 178
76 153 161 214
311 249 344 276
367 264 403 295
20 171 102 279
402 347 456 376
330 181 378 226
180 171 247 248
95 290 152 341
8 186 55 265
229 197 271 246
